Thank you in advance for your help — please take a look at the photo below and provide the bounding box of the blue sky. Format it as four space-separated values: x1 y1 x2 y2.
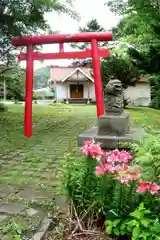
20 0 120 69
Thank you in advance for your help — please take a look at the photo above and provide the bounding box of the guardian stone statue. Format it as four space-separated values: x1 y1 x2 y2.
104 79 124 114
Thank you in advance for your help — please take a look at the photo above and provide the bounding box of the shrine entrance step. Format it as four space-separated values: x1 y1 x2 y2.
64 98 92 104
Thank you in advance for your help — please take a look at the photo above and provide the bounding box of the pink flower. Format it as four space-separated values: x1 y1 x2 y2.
136 181 160 195
105 163 120 174
81 140 92 155
119 164 129 171
81 140 104 161
148 182 160 194
105 149 133 164
118 150 133 163
95 162 120 176
118 176 130 184
118 167 141 184
127 170 141 180
136 181 148 193
96 164 106 175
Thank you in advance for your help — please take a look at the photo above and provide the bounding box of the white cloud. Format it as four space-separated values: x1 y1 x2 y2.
20 0 120 70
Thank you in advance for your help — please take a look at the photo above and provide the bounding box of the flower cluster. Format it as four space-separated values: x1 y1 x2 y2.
81 140 160 195
137 181 160 195
81 140 104 161
118 165 141 184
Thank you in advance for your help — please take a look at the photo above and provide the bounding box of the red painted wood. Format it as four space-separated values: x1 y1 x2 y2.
25 45 34 137
59 43 64 52
12 32 112 46
17 48 110 61
91 39 104 117
12 31 112 137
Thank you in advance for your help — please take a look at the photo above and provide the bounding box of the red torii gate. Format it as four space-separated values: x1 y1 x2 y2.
12 32 112 138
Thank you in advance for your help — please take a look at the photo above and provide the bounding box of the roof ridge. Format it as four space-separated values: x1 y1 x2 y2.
50 65 91 69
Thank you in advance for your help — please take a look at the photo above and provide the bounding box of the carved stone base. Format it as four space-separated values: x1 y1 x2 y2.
98 113 130 136
78 126 146 149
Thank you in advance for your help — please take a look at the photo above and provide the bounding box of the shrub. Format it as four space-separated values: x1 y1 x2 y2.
57 153 101 216
148 74 160 109
101 55 140 89
58 139 160 235
105 202 160 239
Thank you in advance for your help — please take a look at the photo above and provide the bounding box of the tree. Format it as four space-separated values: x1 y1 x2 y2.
112 14 153 47
70 19 105 67
106 0 129 15
0 0 79 108
101 55 139 89
34 67 50 89
71 18 105 50
106 0 160 50
0 65 26 101
0 0 79 76
7 72 26 101
148 75 160 109
105 0 160 109
128 46 160 109
128 46 160 74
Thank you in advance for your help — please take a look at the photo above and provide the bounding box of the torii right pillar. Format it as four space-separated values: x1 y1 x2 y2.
91 39 104 117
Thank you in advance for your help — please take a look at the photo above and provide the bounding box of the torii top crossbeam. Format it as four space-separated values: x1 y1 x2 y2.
12 32 112 138
12 32 112 46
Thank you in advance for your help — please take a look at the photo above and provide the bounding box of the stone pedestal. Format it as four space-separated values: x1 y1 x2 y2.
78 112 146 149
98 113 130 136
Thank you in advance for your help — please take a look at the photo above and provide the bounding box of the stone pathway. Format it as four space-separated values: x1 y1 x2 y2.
0 110 96 239
0 185 55 240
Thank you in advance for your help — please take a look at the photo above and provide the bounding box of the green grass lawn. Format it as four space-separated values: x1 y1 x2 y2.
0 104 160 191
0 104 160 240
0 104 97 191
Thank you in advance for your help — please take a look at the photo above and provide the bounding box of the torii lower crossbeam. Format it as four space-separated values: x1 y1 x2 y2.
12 32 112 137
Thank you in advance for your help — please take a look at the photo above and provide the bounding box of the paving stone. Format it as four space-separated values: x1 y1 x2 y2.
22 171 34 176
7 152 19 158
1 156 9 160
0 185 17 199
0 203 26 214
31 217 51 240
16 150 24 154
0 214 8 222
54 195 68 213
26 208 39 217
18 189 53 201
19 153 27 157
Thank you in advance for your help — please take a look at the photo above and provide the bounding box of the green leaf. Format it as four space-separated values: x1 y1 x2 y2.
128 219 139 227
113 228 120 236
155 236 160 240
14 235 21 240
126 223 134 233
132 226 140 239
130 210 143 220
106 226 112 234
105 220 112 227
120 222 127 231
120 229 127 236
139 203 145 210
143 209 151 215
141 219 151 227
139 232 151 239
113 219 121 227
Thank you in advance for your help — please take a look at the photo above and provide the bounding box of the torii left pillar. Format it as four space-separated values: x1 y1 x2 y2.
25 45 34 137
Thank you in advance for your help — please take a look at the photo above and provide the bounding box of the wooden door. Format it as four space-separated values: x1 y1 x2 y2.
70 84 83 98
